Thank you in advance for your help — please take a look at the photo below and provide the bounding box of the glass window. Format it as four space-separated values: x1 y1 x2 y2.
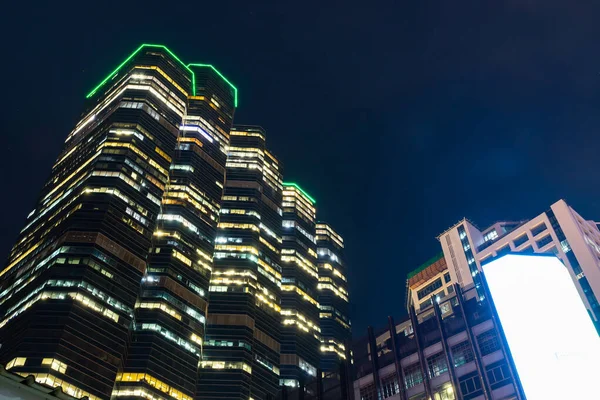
459 372 482 400
513 234 528 248
444 272 451 283
434 384 456 400
486 361 511 389
530 222 547 237
451 341 474 367
359 383 377 400
418 278 443 300
535 234 553 249
381 374 399 398
427 352 448 378
404 363 423 389
477 330 500 356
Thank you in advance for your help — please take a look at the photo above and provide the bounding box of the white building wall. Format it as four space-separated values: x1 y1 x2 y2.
439 222 474 290
553 200 600 318
437 200 600 319
409 269 454 313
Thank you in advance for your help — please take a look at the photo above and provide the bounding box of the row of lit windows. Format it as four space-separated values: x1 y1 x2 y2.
1 278 128 329
320 344 346 359
315 224 344 248
317 283 349 302
281 249 318 276
320 262 347 281
281 309 321 333
116 372 192 400
214 244 259 256
167 184 219 215
260 223 282 243
218 222 260 232
283 220 315 243
84 187 148 216
21 372 101 400
221 208 261 219
282 190 315 213
281 284 319 306
230 130 266 140
138 323 201 357
136 302 182 321
200 360 252 374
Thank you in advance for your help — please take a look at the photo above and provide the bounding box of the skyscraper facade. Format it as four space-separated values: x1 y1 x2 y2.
198 125 283 399
0 44 237 400
0 43 353 400
280 184 321 388
315 223 351 373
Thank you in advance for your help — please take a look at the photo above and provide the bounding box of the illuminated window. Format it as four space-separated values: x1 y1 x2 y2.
42 358 67 374
200 361 252 374
427 352 448 378
381 374 399 398
6 357 26 369
484 230 498 242
403 363 423 389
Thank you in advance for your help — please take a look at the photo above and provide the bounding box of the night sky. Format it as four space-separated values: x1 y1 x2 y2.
2 1 600 334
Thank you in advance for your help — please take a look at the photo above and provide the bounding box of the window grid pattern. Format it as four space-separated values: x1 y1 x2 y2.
477 330 501 356
427 352 448 378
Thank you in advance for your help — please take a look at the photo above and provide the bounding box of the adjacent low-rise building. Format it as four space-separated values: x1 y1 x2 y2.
353 282 519 400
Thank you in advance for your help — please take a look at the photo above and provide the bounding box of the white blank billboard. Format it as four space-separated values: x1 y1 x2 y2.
483 254 600 400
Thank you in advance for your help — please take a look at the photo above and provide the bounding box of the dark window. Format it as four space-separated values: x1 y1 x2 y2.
427 352 448 378
403 363 423 389
459 372 483 400
486 361 512 389
477 330 501 356
536 234 553 249
496 244 511 257
451 341 474 367
359 383 377 400
531 222 547 237
417 278 443 300
419 297 433 309
513 234 528 248
381 374 399 398
444 272 451 283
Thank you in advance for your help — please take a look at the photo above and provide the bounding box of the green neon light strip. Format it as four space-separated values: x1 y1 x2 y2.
85 44 195 99
283 182 316 204
187 63 238 108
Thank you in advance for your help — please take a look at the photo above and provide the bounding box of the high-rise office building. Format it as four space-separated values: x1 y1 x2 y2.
0 44 237 400
437 199 600 325
315 223 351 373
198 125 283 400
280 183 321 388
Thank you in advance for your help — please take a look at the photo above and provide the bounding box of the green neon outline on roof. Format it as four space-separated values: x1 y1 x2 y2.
187 63 238 108
283 182 316 204
85 44 196 99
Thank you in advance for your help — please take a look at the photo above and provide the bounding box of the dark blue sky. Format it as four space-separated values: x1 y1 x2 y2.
1 0 599 333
